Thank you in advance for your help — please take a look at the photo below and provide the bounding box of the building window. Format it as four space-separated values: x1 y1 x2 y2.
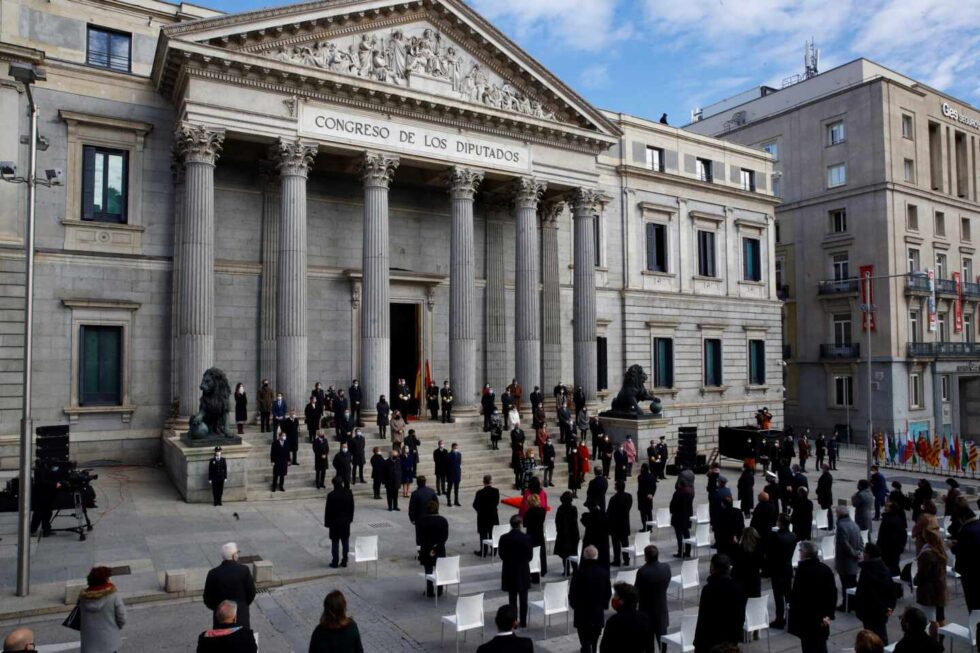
79 325 123 406
966 314 975 342
695 158 713 183
964 258 973 281
653 337 674 388
963 217 972 242
909 373 922 408
742 237 761 281
939 312 948 341
827 163 846 188
697 230 717 277
907 204 919 231
936 211 946 237
645 222 668 272
829 208 847 233
832 253 850 281
646 146 665 172
775 257 784 289
82 146 128 223
827 120 846 145
762 141 779 161
909 310 920 343
904 158 915 183
908 247 920 273
833 313 852 346
937 253 947 279
902 114 914 139
86 26 131 73
748 339 766 385
740 168 756 192
593 215 602 267
703 338 723 387
941 374 950 402
597 336 608 391
834 375 853 407
772 175 782 198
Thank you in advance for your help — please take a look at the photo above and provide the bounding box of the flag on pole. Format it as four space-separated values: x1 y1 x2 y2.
424 360 432 392
961 437 969 472
916 435 930 463
901 435 914 464
970 441 979 472
950 437 958 471
930 433 942 467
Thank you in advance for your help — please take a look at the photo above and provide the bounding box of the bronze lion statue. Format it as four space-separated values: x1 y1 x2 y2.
187 367 232 439
608 364 662 418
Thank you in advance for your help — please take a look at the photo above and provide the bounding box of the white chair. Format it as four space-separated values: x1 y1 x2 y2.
669 559 699 601
544 520 557 546
938 609 980 652
530 580 570 637
847 505 856 522
819 535 835 562
440 593 485 653
791 542 802 569
744 593 771 652
567 540 584 568
683 523 711 557
948 552 963 596
529 545 541 576
623 531 650 566
860 529 870 545
663 613 697 652
614 568 637 585
482 524 507 561
845 586 856 611
652 507 671 531
691 503 710 525
813 508 830 531
352 535 379 576
424 555 461 605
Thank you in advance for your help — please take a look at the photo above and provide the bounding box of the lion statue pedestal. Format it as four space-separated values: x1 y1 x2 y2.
179 367 242 447
599 364 670 448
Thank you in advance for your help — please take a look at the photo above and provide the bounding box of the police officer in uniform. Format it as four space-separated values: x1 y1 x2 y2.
426 383 440 420
440 380 454 423
654 437 669 480
396 378 411 418
208 446 227 506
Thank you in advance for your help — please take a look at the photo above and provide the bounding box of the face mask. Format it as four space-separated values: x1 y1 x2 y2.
342 448 348 453
215 453 221 459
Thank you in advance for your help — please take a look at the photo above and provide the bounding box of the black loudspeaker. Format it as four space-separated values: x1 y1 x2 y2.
36 424 70 462
676 426 698 468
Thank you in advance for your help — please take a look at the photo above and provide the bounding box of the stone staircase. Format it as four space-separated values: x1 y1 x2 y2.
243 418 517 501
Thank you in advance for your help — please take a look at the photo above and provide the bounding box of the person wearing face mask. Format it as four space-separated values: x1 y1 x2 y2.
333 390 349 439
425 382 440 421
271 392 286 437
208 446 227 506
325 476 354 569
257 379 274 433
440 380 454 423
376 394 390 440
384 449 402 511
348 379 363 427
312 431 330 489
284 408 300 465
305 396 322 444
350 429 366 484
542 436 556 487
333 442 352 489
233 383 248 435
270 430 290 492
433 440 449 496
446 443 463 507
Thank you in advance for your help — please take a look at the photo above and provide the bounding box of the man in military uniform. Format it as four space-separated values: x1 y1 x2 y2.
654 436 669 480
349 379 363 427
440 380 454 423
425 382 440 420
208 446 227 506
396 378 411 417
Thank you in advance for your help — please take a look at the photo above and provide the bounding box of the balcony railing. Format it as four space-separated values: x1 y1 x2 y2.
905 273 931 293
820 343 861 359
908 342 980 358
818 279 859 295
965 281 980 299
935 278 958 295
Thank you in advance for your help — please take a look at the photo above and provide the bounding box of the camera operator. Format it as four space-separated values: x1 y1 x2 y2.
30 468 60 538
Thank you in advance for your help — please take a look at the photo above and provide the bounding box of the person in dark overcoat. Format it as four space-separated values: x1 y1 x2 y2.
312 431 329 489
282 409 300 465
270 431 289 492
790 486 814 543
608 481 633 566
233 383 248 435
418 500 449 597
585 469 608 512
787 541 837 653
877 499 907 577
951 499 980 611
481 386 496 431
409 476 438 547
635 544 671 648
348 379 362 427
498 515 534 627
731 527 764 599
569 545 611 653
376 395 390 440
369 446 385 499
669 483 694 558
439 381 454 423
737 463 755 516
714 495 745 558
332 444 352 489
769 513 797 628
324 476 354 568
446 443 463 507
208 446 227 506
693 554 747 653
424 383 439 421
554 491 580 576
635 463 656 532
472 475 500 557
433 440 449 495
257 379 274 433
816 464 834 530
567 437 583 497
854 543 897 644
384 449 402 511
304 397 321 443
599 582 654 653
581 503 610 568
523 495 547 580
203 543 256 629
349 429 366 484
542 437 556 487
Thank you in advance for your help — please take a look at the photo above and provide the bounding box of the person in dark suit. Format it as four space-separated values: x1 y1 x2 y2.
304 397 321 443
693 554 747 653
425 383 440 420
439 381 454 423
384 449 402 511
498 515 534 627
542 437 556 487
791 486 814 543
737 463 755 516
270 431 289 492
376 395 390 440
585 469 608 512
348 429 366 484
281 408 300 465
476 604 534 653
816 464 835 530
769 513 797 629
433 440 449 495
419 500 449 597
554 491 580 576
473 475 500 557
395 379 411 418
369 446 385 499
197 599 258 653
613 445 628 484
203 543 256 630
636 464 656 531
635 544 671 650
787 540 837 653
749 491 778 535
271 392 286 436
332 443 352 489
570 545 612 653
501 388 513 429
854 543 897 644
325 477 354 568
481 387 496 431
714 495 745 558
607 481 633 567
333 391 350 440
600 582 654 653
312 431 329 489
892 606 943 653
573 386 586 413
409 476 438 547
669 483 694 558
446 443 463 507
581 503 611 568
348 380 362 427
208 446 227 506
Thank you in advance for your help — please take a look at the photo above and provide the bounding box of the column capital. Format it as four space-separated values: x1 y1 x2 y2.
174 122 225 165
447 166 484 199
271 138 318 178
360 151 400 187
541 201 565 228
512 177 546 209
572 187 602 216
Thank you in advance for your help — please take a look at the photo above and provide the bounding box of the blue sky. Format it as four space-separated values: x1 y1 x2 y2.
197 0 980 125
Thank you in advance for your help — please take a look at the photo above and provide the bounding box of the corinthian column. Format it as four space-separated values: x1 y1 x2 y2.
360 152 400 412
258 163 279 393
271 138 318 411
573 188 600 401
541 201 564 399
514 177 546 395
448 166 484 408
174 123 224 416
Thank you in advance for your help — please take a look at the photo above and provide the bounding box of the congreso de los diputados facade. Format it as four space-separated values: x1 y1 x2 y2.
0 0 782 468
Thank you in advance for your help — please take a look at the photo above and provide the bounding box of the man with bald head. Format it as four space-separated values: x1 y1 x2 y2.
197 600 257 652
2 627 35 651
750 490 778 535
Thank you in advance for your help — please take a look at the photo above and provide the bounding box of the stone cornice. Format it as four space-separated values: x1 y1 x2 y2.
59 110 154 136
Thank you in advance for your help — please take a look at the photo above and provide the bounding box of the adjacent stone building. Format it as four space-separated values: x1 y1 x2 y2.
0 0 781 468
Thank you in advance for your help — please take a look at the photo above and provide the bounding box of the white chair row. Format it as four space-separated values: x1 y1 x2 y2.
663 594 772 653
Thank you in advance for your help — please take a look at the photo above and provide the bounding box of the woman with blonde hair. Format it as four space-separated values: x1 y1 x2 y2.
309 589 364 653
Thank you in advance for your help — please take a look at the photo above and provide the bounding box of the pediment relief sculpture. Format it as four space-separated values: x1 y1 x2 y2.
259 24 561 122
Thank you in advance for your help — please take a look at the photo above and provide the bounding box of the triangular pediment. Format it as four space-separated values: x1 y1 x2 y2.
157 0 620 141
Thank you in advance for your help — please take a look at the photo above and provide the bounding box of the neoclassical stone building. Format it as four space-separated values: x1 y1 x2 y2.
0 0 782 466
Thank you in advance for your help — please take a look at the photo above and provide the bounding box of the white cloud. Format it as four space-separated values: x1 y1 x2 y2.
467 0 630 52
580 63 610 88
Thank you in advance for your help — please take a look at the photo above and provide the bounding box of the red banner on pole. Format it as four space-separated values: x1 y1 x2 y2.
954 271 963 333
860 265 875 331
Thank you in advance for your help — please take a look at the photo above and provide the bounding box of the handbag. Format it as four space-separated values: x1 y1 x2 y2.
63 604 81 631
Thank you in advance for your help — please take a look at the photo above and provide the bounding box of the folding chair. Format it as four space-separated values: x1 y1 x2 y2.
819 534 835 562
529 580 570 637
947 552 963 596
937 609 980 652
683 523 711 557
352 535 379 577
652 507 671 531
622 531 650 567
481 524 507 561
744 593 771 652
544 520 557 546
813 508 830 532
440 593 485 653
663 613 697 652
567 540 584 568
669 559 699 602
529 545 541 576
424 555 461 605
860 529 870 546
791 542 802 569
691 503 710 525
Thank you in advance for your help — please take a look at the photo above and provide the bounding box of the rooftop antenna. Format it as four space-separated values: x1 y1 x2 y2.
804 38 819 79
